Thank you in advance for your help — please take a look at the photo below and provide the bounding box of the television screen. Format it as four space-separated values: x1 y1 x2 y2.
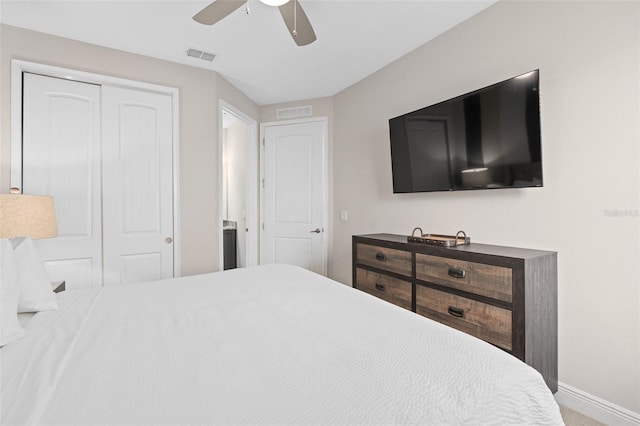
389 70 542 193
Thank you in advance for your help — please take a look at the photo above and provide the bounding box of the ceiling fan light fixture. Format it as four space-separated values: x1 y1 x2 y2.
193 0 315 46
259 0 290 6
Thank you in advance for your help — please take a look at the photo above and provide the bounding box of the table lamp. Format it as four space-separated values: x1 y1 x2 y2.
0 188 58 239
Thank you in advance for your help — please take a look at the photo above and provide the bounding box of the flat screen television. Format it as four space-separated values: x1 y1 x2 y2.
389 70 542 193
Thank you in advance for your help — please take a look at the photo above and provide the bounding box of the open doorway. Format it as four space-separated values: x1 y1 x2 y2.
220 101 258 270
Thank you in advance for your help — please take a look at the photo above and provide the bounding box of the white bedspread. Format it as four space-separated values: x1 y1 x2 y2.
2 264 563 425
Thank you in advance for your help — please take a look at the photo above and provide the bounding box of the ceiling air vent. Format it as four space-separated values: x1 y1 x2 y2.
187 48 216 62
201 52 216 62
276 106 312 120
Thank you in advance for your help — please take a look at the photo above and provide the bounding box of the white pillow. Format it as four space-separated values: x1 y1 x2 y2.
11 237 59 313
1 239 25 346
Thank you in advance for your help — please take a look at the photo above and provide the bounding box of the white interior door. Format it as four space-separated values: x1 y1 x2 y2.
101 86 174 285
261 119 327 275
20 73 103 288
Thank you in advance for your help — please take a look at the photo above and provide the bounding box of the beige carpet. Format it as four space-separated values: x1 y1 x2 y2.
560 405 606 426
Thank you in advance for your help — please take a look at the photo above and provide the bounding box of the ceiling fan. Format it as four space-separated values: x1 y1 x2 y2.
193 0 316 46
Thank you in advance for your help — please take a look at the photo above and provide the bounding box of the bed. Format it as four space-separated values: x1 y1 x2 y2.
2 264 563 425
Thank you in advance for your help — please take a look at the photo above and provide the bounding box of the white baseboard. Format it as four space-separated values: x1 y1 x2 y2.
555 382 640 426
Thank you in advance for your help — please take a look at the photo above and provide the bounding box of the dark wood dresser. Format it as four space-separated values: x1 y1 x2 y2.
352 233 557 393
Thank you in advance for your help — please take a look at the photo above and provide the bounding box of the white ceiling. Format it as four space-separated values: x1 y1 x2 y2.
0 0 496 105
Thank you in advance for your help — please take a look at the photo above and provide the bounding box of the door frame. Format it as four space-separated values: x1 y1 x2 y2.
10 59 182 277
259 117 329 276
217 100 259 269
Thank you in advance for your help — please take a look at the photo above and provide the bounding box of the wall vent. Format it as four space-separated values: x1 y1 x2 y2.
276 105 312 120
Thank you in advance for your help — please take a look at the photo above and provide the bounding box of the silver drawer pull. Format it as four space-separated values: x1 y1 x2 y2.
448 306 464 318
448 267 465 279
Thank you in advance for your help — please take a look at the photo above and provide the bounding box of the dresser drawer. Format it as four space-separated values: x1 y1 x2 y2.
357 243 412 277
415 254 512 303
416 285 512 351
355 267 412 310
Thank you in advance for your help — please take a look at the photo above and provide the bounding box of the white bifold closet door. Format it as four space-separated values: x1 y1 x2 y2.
101 86 174 285
21 73 174 288
21 73 103 288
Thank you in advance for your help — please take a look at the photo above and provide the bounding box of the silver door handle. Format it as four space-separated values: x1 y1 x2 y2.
310 228 321 234
165 237 173 244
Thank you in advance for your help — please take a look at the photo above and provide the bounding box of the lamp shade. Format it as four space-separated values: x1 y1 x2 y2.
0 194 58 239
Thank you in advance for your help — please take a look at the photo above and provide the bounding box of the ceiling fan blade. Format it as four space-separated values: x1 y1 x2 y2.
278 0 317 46
193 0 246 25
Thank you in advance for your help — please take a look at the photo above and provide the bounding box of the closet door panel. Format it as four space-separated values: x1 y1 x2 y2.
120 103 162 234
101 86 174 285
121 253 162 284
20 73 103 288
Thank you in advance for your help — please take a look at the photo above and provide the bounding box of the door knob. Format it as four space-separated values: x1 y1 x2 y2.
165 237 173 244
310 228 321 234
